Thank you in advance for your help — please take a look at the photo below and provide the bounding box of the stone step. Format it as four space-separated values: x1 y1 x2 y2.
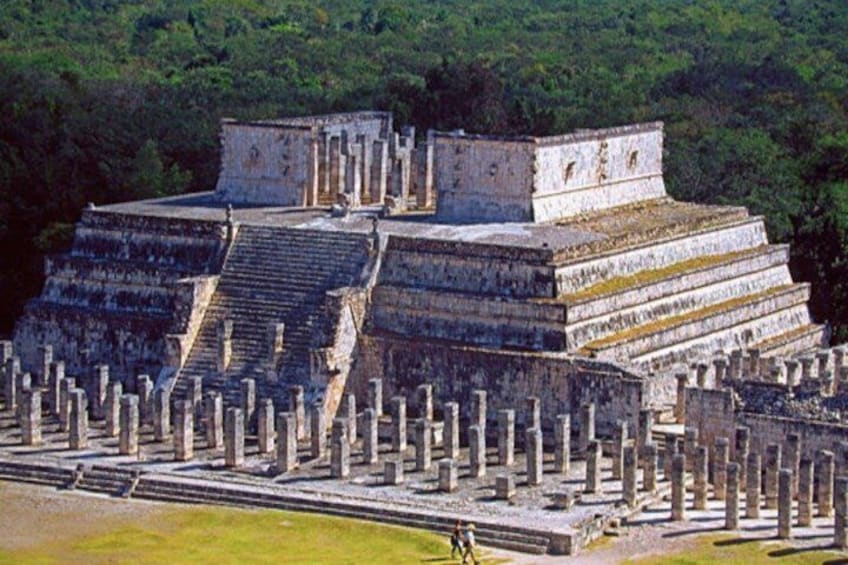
554 217 768 295
41 278 174 314
46 255 196 286
565 255 793 349
582 284 812 365
748 324 826 358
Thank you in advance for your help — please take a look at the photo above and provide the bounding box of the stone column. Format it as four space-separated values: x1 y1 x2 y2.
342 393 357 445
384 459 403 485
204 392 223 449
367 378 383 417
837 441 848 478
554 414 571 475
785 359 799 388
59 377 75 432
15 372 31 420
153 387 171 442
3 356 19 412
362 408 378 465
799 356 814 380
778 468 793 539
136 374 153 426
714 357 728 383
119 394 139 456
638 409 653 468
526 428 543 487
257 398 275 455
816 350 831 378
265 322 285 370
714 437 730 501
496 474 515 500
330 419 350 479
746 452 762 518
749 349 762 378
438 459 458 492
288 385 306 440
579 402 595 454
693 445 708 510
470 389 487 430
798 457 813 527
416 384 433 422
684 427 698 472
216 319 233 373
497 409 515 467
695 363 709 388
765 444 782 509
224 407 245 468
728 349 743 380
47 361 64 416
105 381 122 438
21 390 42 446
443 401 459 460
817 449 835 517
643 443 658 493
415 418 431 472
186 376 202 424
735 426 750 490
69 389 88 450
174 399 193 461
311 402 326 459
674 372 688 424
240 378 256 433
526 396 541 431
835 346 846 385
664 433 678 481
671 454 686 521
585 439 602 494
623 444 637 508
36 344 52 387
725 462 740 530
469 425 486 478
371 139 388 204
390 396 407 452
785 433 801 498
276 412 298 473
91 365 108 420
836 477 848 550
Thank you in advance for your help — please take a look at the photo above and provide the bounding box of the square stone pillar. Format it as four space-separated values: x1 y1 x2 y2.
438 459 458 492
778 469 793 539
362 408 379 465
784 433 801 498
390 396 407 452
266 322 285 370
240 378 256 433
310 402 326 459
342 393 357 445
554 414 571 475
469 424 486 478
344 142 362 207
623 444 637 508
693 445 708 510
153 387 171 442
370 140 388 204
496 474 516 500
525 396 541 432
695 363 708 388
746 452 762 518
416 384 433 422
367 378 383 417
91 365 109 420
15 372 31 421
643 443 658 492
21 390 42 446
684 427 699 472
36 344 52 387
59 377 76 432
69 389 88 450
47 361 64 416
664 433 678 481
674 372 688 424
415 418 432 472
798 458 813 526
714 357 728 384
735 426 750 490
765 443 782 509
497 409 515 467
671 454 687 521
612 420 628 480
4 356 20 412
174 399 194 461
728 349 743 380
224 407 245 468
470 390 487 431
105 381 122 438
579 402 595 454
835 477 848 549
276 412 298 473
585 439 602 494
785 359 800 388
288 385 306 440
257 398 275 455
329 136 345 202
185 376 203 424
330 418 350 479
136 374 153 426
526 428 543 486
216 319 233 373
638 409 653 468
443 402 460 460
119 394 139 456
817 449 835 517
204 392 223 449
713 437 730 501
384 459 404 485
725 462 740 530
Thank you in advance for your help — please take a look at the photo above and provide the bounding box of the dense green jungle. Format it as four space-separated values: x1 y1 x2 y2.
0 0 846 339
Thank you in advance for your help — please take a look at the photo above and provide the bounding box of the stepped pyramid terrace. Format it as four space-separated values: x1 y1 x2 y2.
4 111 848 556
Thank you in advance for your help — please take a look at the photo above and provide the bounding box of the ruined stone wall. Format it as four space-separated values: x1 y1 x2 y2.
739 412 848 462
532 123 666 222
684 387 737 455
433 135 536 223
351 334 644 436
215 121 315 206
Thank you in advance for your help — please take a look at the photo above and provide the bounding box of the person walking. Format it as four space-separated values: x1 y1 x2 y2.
450 520 464 559
462 523 479 565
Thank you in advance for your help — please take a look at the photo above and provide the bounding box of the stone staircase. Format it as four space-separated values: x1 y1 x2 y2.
174 225 373 405
13 210 226 380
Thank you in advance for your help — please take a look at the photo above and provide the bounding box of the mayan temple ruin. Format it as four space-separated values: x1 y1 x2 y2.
2 111 847 555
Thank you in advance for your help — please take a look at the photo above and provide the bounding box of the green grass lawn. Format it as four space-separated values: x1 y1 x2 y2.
0 505 497 565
